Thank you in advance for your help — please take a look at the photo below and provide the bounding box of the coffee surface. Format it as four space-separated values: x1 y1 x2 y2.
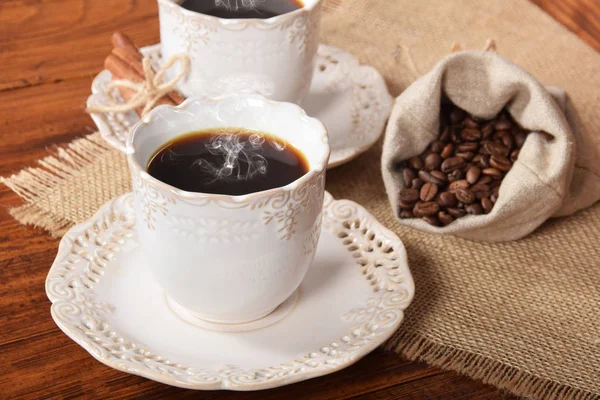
147 129 309 195
179 0 303 19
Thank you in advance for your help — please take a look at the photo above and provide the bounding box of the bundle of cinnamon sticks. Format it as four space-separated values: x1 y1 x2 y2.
106 32 185 116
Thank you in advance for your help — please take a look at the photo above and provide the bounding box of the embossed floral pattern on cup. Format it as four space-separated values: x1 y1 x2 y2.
157 0 322 103
126 94 329 323
46 191 414 391
88 44 393 168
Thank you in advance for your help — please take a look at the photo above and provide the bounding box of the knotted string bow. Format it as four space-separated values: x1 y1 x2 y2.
86 54 189 117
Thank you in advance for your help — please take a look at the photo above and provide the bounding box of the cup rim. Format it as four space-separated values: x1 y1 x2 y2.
126 94 330 203
160 0 321 24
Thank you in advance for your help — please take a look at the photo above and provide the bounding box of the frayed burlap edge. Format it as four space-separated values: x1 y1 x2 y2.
0 133 117 237
386 332 597 400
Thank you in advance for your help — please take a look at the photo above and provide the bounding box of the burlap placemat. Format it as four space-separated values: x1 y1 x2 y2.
2 0 599 399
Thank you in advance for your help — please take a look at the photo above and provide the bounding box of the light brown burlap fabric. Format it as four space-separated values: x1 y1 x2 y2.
2 0 599 399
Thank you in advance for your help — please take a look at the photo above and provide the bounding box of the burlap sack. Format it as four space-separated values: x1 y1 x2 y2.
381 50 593 242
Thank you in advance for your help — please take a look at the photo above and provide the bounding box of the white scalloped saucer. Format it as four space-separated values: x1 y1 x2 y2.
45 192 413 390
87 44 393 169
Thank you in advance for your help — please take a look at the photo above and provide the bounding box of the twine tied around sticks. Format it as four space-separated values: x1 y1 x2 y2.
86 54 190 117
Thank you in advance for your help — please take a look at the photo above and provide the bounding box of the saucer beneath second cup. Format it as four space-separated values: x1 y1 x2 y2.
88 44 393 169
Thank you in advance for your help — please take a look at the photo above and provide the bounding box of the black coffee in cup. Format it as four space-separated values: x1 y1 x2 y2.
179 0 304 19
147 128 309 195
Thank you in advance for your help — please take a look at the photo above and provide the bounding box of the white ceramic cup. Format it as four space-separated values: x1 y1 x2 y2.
157 0 322 104
126 95 329 324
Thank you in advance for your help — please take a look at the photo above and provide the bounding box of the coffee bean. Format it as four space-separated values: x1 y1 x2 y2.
420 183 438 202
450 129 462 144
514 131 527 148
449 180 470 191
397 103 532 225
450 108 466 124
476 175 493 185
456 142 479 152
440 127 450 142
481 122 494 139
430 140 445 154
430 170 449 183
455 152 475 161
403 168 416 187
495 119 512 130
466 166 481 184
418 170 446 186
399 210 414 218
485 141 509 157
490 155 512 172
412 178 424 190
465 203 484 215
413 201 440 217
501 133 515 149
472 154 488 168
461 128 481 141
447 208 466 218
447 169 464 182
424 153 443 171
398 198 416 210
483 168 502 178
476 154 490 168
471 183 491 194
438 211 454 226
455 188 476 204
441 157 465 173
492 131 505 142
510 149 520 162
421 215 440 226
438 191 458 208
409 156 423 170
399 188 420 204
464 117 480 129
479 141 491 155
441 143 454 159
481 197 494 213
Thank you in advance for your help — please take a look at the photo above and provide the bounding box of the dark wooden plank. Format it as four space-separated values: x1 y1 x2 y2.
349 371 517 400
530 0 600 51
0 76 96 176
0 0 160 91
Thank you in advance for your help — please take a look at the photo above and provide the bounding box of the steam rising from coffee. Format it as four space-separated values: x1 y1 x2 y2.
214 0 266 12
165 133 285 184
149 129 307 195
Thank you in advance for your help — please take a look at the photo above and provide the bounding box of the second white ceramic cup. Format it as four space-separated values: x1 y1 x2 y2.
157 0 322 104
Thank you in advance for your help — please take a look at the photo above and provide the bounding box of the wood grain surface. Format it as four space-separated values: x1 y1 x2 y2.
0 1 598 399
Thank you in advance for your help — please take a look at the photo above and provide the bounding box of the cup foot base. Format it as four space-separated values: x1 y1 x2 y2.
165 289 300 332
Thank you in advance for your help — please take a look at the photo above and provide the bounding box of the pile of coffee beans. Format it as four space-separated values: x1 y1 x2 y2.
397 103 535 227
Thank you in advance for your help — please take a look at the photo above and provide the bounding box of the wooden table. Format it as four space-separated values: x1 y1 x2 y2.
1 1 598 399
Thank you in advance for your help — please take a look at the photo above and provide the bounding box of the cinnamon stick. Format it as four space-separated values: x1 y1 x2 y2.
111 31 186 105
111 32 141 59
